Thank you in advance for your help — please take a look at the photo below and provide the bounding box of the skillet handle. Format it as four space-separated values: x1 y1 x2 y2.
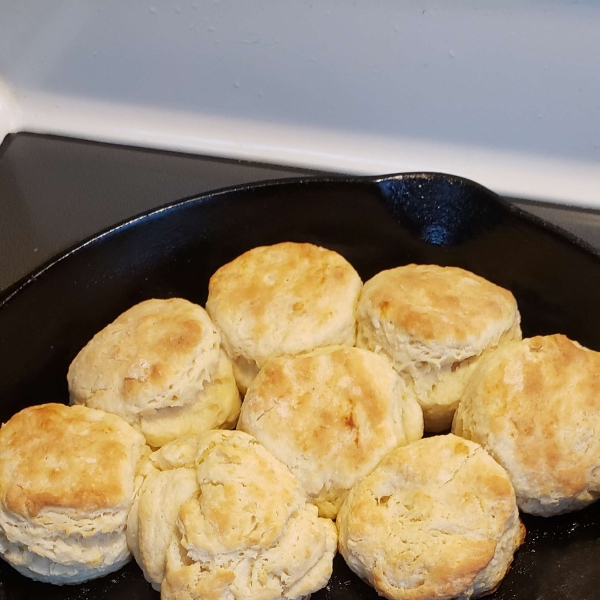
375 172 507 246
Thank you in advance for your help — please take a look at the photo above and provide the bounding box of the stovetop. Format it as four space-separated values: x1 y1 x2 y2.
2 133 600 293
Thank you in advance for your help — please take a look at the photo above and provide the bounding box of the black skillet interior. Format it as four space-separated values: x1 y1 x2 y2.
0 172 599 600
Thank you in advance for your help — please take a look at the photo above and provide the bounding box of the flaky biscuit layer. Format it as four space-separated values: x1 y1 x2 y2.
238 346 423 518
356 264 521 431
69 298 241 447
138 350 240 448
128 430 337 599
206 242 362 392
453 334 600 516
337 435 524 600
0 403 149 584
68 298 221 417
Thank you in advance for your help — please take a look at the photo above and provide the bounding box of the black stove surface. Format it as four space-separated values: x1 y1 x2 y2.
1 133 600 292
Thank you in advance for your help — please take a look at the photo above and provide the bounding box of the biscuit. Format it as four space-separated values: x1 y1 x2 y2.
0 403 149 584
337 434 524 600
68 298 241 447
137 350 241 448
206 242 363 393
237 346 424 518
453 334 600 516
356 264 521 431
127 430 337 599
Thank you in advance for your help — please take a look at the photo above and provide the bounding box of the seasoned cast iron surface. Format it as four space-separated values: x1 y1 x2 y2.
0 173 599 600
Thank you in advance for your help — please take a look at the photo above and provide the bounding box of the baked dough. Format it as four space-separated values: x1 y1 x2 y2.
356 264 521 431
337 434 524 600
68 298 241 447
127 430 337 599
137 350 240 448
206 242 362 393
0 403 149 584
453 334 600 516
237 346 423 518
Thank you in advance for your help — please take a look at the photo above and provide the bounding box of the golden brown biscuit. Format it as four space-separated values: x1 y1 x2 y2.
356 264 521 431
206 242 363 393
0 403 149 584
127 430 337 598
68 298 241 447
237 346 423 518
337 435 524 600
453 334 600 516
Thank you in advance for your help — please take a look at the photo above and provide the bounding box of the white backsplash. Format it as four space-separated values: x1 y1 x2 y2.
1 0 599 208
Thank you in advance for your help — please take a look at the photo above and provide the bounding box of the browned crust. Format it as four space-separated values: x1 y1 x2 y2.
0 404 135 517
361 264 518 343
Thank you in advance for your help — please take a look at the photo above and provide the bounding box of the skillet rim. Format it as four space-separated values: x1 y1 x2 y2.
1 170 599 309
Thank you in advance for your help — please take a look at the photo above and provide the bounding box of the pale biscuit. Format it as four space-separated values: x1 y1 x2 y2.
68 298 241 447
0 403 149 584
453 334 600 516
127 430 337 599
138 350 240 448
206 242 363 393
356 264 521 431
237 346 423 518
337 434 524 600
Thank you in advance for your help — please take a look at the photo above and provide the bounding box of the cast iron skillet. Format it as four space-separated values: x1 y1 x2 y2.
1 172 599 600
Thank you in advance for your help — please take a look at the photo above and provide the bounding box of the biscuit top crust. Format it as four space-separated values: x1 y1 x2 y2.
359 264 519 349
453 335 600 505
147 430 338 599
179 431 305 556
337 434 520 600
206 243 362 366
0 404 145 518
238 346 423 517
68 298 221 414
